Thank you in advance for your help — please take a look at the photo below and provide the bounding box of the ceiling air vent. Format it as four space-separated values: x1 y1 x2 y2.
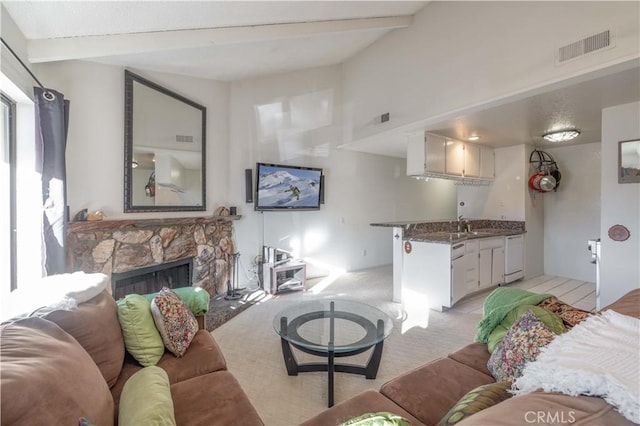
176 135 193 143
557 30 612 64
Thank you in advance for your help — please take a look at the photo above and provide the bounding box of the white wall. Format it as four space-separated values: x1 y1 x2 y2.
342 1 640 142
458 145 527 221
34 61 230 219
229 65 457 279
600 102 640 307
457 144 544 279
34 60 456 285
1 6 33 100
544 143 601 282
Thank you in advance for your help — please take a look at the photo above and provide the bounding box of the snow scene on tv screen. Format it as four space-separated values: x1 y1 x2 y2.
257 165 321 209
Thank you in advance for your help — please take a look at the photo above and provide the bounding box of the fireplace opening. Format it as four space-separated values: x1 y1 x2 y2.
111 257 193 300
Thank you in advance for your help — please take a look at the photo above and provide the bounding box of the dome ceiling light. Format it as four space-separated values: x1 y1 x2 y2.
542 129 581 143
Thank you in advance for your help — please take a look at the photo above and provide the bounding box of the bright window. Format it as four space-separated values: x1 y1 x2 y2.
1 93 17 293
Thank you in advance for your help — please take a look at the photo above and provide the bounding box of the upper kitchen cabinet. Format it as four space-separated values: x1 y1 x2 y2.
479 146 495 180
407 132 493 181
463 143 480 177
445 139 465 176
407 132 446 175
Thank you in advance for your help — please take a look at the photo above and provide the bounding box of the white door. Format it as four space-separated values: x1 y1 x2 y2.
425 133 446 174
480 147 495 179
479 248 492 289
445 139 464 176
451 255 466 305
492 247 505 285
464 143 480 177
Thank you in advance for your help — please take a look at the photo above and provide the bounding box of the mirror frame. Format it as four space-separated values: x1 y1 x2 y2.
124 70 207 212
618 139 640 184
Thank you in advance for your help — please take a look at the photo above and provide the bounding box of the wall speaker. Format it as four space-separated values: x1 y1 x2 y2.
320 175 325 204
245 169 253 203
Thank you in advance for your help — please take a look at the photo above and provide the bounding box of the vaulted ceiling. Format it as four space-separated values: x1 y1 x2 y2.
3 1 426 81
3 1 639 157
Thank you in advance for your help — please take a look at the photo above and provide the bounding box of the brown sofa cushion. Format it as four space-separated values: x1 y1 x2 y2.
110 329 227 418
0 317 114 425
171 371 264 426
300 390 426 426
448 343 492 377
456 391 635 426
601 288 640 318
380 358 495 426
43 290 125 388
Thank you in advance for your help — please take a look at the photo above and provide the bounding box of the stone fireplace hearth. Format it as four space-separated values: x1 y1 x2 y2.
66 217 237 297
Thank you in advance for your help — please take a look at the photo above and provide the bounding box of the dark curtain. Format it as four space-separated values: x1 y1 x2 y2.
34 87 70 275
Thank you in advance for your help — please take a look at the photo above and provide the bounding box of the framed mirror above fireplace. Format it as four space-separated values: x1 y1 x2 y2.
124 70 206 212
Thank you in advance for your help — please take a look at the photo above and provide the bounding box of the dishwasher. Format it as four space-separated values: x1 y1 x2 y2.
504 234 524 283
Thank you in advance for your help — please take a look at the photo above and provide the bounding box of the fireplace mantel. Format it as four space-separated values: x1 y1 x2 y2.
67 215 241 232
66 216 239 296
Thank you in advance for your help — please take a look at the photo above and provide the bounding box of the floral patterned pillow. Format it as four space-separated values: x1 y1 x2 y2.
151 287 198 357
487 310 555 382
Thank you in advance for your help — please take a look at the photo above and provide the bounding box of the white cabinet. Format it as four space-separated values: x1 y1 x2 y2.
480 146 495 179
401 241 452 311
401 235 509 311
464 240 479 293
464 143 480 177
407 133 494 181
478 238 505 289
445 139 465 176
406 133 446 176
451 252 466 306
492 246 505 285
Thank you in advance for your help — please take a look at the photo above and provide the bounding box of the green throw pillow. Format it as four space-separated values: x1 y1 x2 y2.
340 412 411 426
143 286 210 316
487 304 565 353
116 294 165 366
118 366 176 426
437 381 513 425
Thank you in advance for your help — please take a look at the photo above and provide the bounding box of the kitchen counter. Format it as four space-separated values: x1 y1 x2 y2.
371 219 525 243
370 219 525 304
407 228 526 244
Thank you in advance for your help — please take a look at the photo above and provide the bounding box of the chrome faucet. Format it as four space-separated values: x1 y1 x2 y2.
457 215 465 233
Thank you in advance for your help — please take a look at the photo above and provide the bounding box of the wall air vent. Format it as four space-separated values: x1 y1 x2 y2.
176 135 193 143
557 30 613 64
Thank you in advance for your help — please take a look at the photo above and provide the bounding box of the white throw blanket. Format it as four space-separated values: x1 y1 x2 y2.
513 309 640 424
1 272 108 322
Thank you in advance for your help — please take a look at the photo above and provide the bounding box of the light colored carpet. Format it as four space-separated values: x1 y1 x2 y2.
211 265 482 426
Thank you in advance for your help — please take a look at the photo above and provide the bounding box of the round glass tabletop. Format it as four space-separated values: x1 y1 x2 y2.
273 300 393 353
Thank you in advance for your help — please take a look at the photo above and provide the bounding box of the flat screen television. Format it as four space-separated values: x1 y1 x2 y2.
255 162 323 211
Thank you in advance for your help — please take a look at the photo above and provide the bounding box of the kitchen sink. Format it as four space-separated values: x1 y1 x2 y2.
466 231 495 236
417 230 498 241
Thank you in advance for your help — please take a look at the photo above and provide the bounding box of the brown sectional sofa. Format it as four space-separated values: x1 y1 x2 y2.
0 290 263 426
302 288 640 426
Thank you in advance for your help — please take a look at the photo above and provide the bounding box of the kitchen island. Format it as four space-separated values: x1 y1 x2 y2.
371 219 525 310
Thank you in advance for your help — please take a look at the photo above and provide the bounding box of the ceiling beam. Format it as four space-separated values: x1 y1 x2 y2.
28 15 412 63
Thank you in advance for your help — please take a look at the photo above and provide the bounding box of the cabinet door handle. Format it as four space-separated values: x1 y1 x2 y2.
394 233 400 239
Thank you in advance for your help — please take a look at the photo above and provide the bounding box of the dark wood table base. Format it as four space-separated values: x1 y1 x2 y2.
279 303 386 407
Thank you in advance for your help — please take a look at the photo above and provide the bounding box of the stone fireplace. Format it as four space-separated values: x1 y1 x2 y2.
110 257 193 300
66 217 237 298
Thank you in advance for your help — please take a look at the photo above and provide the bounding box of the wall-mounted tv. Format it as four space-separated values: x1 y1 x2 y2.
255 162 323 211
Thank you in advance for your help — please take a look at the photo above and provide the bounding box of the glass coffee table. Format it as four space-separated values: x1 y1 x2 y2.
273 300 393 407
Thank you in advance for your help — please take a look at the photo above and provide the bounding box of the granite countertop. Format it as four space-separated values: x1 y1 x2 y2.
370 220 452 228
407 228 526 244
371 219 526 244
